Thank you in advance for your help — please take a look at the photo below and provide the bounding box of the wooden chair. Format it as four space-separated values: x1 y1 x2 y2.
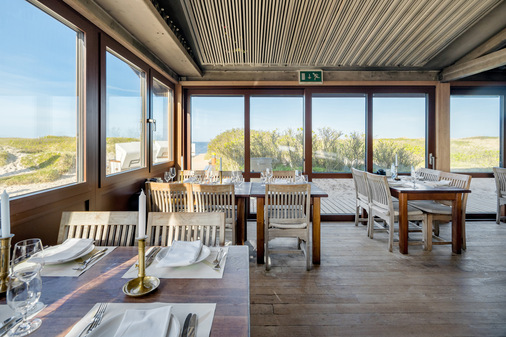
493 167 506 224
351 168 369 227
417 168 440 182
366 173 425 252
410 171 471 251
264 183 311 271
145 182 192 212
192 183 237 244
147 212 225 247
272 170 296 183
58 211 137 246
178 170 205 182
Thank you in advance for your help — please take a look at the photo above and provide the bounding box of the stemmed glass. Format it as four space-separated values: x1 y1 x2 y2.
164 171 171 183
168 167 176 182
265 168 273 184
7 239 44 337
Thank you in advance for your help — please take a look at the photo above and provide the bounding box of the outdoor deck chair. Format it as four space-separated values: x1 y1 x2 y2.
493 167 506 224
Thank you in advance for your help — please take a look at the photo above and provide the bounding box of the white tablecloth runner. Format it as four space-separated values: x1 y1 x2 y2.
65 302 215 337
41 247 116 277
121 247 228 279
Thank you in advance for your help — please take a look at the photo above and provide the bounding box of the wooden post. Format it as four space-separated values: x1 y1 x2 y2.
435 83 451 172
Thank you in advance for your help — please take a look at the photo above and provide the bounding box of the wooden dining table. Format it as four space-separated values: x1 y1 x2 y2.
0 246 250 336
389 183 471 254
245 182 328 265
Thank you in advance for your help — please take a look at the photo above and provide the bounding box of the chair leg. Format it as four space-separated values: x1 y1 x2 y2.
462 219 466 251
265 224 270 271
305 234 311 271
388 217 394 252
355 205 360 226
424 214 433 251
497 201 501 224
368 215 374 239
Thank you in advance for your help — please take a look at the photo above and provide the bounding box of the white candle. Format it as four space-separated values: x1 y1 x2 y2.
138 189 146 238
395 154 398 166
181 155 184 171
1 190 10 238
219 157 222 171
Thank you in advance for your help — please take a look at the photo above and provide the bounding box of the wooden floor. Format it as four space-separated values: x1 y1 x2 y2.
247 220 506 336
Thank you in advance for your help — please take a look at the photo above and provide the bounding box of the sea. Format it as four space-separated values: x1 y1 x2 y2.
192 142 209 156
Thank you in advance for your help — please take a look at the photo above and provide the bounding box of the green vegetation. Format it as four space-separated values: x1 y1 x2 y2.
0 151 8 166
207 129 499 173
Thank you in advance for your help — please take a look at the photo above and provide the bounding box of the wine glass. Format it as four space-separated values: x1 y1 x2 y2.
8 239 44 336
265 168 273 184
169 167 176 182
164 171 170 183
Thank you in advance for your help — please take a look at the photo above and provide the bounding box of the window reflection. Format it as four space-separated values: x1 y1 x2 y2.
152 78 173 165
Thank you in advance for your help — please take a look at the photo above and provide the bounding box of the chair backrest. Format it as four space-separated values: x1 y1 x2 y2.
438 171 472 209
145 182 192 212
365 173 394 215
351 168 369 203
147 212 225 246
493 167 506 198
272 171 296 182
178 170 205 182
265 183 311 226
58 211 137 246
192 184 236 225
417 168 440 182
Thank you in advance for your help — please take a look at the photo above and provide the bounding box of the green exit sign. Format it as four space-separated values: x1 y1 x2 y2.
299 70 323 84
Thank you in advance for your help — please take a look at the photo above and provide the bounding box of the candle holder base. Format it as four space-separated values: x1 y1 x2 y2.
0 234 14 294
122 275 160 297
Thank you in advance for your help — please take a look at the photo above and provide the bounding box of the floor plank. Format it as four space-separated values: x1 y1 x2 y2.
247 220 506 337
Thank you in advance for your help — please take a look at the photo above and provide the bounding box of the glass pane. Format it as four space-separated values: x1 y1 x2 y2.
152 78 173 165
106 50 146 175
312 95 366 172
0 1 83 197
250 96 304 172
450 95 500 173
373 95 426 173
191 96 244 170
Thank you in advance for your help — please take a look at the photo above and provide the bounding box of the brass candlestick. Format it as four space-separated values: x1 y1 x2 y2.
122 236 159 297
0 234 14 293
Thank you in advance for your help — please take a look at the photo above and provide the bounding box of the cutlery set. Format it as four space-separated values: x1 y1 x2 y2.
73 248 108 271
213 249 227 270
181 313 197 337
78 303 108 337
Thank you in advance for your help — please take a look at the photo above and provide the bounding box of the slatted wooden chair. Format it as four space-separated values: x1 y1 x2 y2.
417 168 441 182
410 171 471 251
272 170 296 183
58 211 137 246
145 182 192 212
366 173 425 252
264 183 311 271
178 170 205 182
192 183 237 244
351 168 370 227
493 167 506 224
147 212 225 247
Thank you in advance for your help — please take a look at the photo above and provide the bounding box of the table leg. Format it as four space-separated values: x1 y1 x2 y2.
452 194 463 254
398 193 409 254
312 197 321 265
256 197 265 264
236 197 246 245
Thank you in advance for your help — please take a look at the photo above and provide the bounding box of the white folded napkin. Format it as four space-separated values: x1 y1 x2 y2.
113 306 172 337
43 239 94 264
222 178 232 184
274 178 289 184
425 180 452 187
157 240 203 267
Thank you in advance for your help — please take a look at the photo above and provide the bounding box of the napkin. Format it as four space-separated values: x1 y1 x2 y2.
274 179 289 184
43 239 94 264
157 240 203 267
222 178 232 184
113 306 172 337
425 180 452 187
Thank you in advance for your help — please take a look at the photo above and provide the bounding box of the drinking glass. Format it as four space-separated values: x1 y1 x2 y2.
164 171 171 183
265 168 273 184
8 239 44 336
169 167 176 182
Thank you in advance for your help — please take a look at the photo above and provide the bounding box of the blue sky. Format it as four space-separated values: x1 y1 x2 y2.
0 1 501 142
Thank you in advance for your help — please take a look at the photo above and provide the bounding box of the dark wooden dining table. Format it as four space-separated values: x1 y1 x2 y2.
389 183 471 254
0 246 250 336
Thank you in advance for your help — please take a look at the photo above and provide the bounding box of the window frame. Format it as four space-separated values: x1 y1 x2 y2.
449 85 506 177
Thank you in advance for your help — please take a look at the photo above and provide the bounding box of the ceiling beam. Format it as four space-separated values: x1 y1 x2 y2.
456 26 506 64
440 48 506 82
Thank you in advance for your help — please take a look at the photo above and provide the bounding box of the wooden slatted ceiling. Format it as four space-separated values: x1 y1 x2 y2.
180 0 502 69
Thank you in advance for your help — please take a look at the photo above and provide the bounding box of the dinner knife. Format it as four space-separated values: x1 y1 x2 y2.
0 316 22 336
187 314 197 337
181 313 192 337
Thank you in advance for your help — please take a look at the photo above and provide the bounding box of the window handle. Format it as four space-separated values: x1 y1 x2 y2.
147 118 156 132
429 153 436 168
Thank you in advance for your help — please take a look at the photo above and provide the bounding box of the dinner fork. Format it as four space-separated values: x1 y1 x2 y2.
73 249 107 271
213 251 227 270
78 303 108 337
212 248 223 265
